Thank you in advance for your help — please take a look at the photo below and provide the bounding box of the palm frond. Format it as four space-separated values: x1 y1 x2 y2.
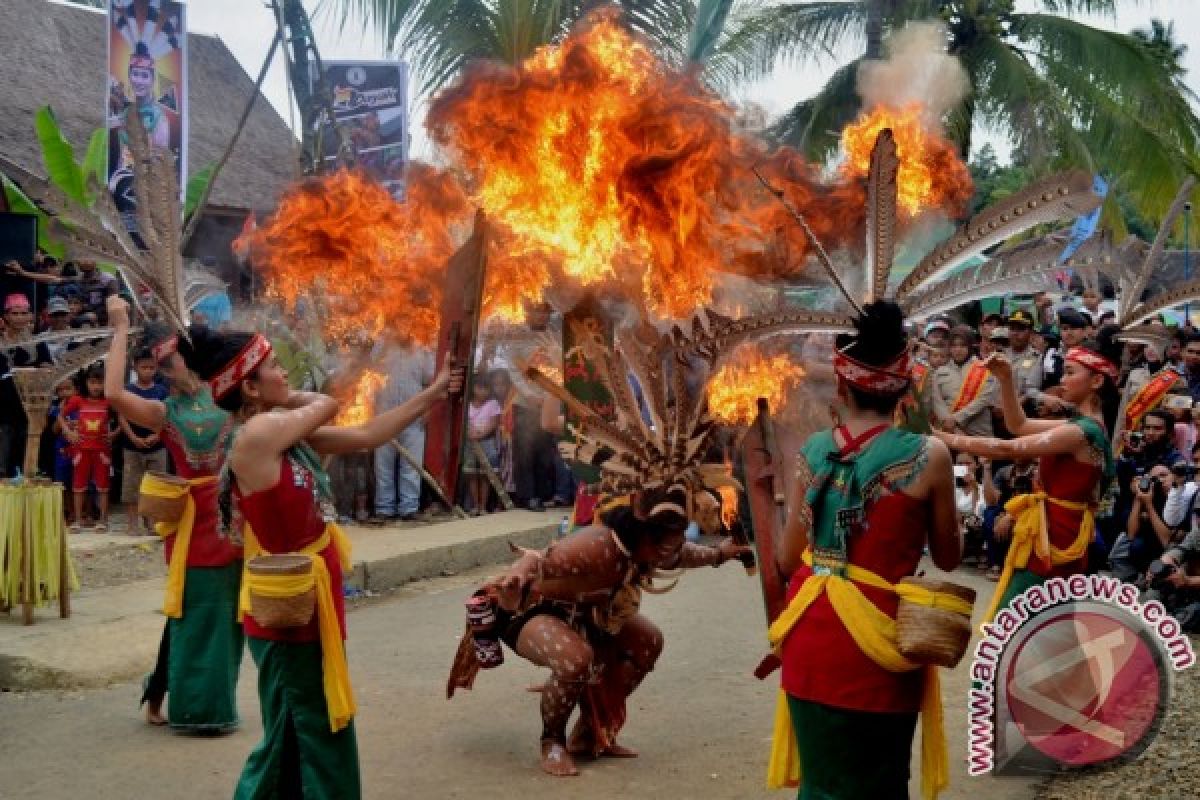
769 56 861 159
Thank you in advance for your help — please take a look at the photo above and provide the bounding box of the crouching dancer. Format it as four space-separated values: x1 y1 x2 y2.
449 486 749 776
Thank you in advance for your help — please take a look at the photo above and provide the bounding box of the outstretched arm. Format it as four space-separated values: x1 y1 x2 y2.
103 296 166 432
936 421 1086 463
305 365 461 455
231 390 340 494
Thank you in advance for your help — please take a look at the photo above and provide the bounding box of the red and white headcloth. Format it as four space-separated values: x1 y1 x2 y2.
833 346 912 396
1065 347 1119 383
151 334 178 364
209 334 273 402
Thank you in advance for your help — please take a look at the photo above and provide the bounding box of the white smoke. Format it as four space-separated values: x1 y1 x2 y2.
856 22 970 127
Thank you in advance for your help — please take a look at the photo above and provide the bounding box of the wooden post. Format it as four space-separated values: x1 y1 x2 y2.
20 492 34 625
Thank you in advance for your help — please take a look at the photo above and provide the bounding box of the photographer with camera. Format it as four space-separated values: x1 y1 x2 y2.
1113 410 1183 538
1142 446 1200 631
1110 464 1173 583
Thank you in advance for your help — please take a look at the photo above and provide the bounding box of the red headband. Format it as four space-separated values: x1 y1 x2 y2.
151 334 178 364
209 334 273 401
1066 347 1119 383
129 53 155 70
833 347 912 396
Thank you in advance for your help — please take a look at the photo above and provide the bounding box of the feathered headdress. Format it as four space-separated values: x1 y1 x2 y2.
0 112 191 335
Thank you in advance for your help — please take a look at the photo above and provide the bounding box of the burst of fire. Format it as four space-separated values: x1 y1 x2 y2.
840 103 973 217
706 348 805 426
335 369 388 426
245 10 974 336
717 484 739 530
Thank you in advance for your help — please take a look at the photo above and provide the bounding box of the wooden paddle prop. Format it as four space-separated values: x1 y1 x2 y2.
423 211 489 507
742 398 790 679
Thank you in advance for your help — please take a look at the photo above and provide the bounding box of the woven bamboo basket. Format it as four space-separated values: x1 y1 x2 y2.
247 555 316 629
896 577 976 668
137 471 190 524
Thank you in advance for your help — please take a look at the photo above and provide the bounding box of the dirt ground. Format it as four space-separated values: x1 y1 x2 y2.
1 561 1190 799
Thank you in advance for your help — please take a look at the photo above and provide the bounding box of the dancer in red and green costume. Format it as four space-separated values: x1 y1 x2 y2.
185 325 460 799
104 296 242 731
936 328 1120 622
768 302 962 800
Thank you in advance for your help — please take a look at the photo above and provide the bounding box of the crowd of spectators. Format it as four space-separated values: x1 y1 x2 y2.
919 291 1200 632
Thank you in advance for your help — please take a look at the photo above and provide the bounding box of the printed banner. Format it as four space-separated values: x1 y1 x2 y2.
313 61 409 200
106 0 187 231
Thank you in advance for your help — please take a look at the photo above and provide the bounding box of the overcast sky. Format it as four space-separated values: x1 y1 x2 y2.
179 0 1200 163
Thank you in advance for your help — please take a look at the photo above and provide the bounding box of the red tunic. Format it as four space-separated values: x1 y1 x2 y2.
237 455 346 643
780 490 928 713
159 427 241 568
62 396 111 450
1026 450 1103 578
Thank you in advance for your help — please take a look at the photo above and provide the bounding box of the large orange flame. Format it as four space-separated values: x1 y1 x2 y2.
245 10 974 339
706 347 805 426
840 103 973 217
335 369 388 426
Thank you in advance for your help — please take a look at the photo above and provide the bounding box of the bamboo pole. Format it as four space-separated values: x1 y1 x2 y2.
391 439 467 519
469 439 515 511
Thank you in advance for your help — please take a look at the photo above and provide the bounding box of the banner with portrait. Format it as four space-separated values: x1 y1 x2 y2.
106 0 187 231
313 61 408 201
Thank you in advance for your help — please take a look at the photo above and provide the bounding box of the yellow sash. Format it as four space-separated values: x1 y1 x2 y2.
240 522 356 733
765 552 970 800
951 360 990 413
142 473 217 619
982 492 1092 625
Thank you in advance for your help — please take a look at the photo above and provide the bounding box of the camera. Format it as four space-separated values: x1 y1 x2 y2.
1138 474 1155 493
1148 560 1178 591
1129 431 1145 447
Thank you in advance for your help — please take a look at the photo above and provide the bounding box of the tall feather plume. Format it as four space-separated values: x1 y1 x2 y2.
895 170 1102 300
618 325 670 443
1118 178 1196 329
1115 324 1174 353
864 129 899 304
669 307 854 367
596 345 662 458
902 236 1114 320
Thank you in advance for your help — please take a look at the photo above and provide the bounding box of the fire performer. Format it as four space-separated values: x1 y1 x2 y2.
446 319 754 777
104 296 242 731
181 323 460 798
936 332 1119 622
769 301 962 799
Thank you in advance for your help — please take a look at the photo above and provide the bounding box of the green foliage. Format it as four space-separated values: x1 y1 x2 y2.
0 177 64 257
34 106 87 207
184 165 216 221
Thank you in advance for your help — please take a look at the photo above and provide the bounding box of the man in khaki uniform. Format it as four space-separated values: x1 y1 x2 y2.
1006 308 1043 397
932 327 999 436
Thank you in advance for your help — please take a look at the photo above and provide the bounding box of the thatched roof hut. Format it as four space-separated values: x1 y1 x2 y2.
0 0 298 294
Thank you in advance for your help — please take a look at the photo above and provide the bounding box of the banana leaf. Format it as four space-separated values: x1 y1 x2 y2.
183 165 215 222
34 106 86 207
0 175 62 257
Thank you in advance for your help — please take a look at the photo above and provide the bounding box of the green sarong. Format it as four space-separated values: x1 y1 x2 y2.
787 695 917 800
994 567 1045 616
235 639 361 800
167 562 244 732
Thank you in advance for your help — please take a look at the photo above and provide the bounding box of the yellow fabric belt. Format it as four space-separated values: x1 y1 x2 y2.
982 492 1092 625
240 522 356 733
143 474 216 619
765 552 970 800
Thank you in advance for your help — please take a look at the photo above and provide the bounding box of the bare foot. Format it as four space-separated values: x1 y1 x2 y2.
540 739 579 777
144 702 167 726
567 717 596 757
601 742 638 758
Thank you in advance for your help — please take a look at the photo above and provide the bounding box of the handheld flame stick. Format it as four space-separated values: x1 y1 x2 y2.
751 165 863 317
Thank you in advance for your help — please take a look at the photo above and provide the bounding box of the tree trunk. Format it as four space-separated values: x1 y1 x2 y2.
865 0 885 60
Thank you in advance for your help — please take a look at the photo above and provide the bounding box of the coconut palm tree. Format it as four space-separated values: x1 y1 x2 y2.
323 0 811 97
737 1 1199 222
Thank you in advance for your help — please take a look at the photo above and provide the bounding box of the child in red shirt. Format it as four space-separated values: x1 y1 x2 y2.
62 364 116 531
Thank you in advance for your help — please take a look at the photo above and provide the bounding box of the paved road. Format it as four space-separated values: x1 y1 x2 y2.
0 564 1040 799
